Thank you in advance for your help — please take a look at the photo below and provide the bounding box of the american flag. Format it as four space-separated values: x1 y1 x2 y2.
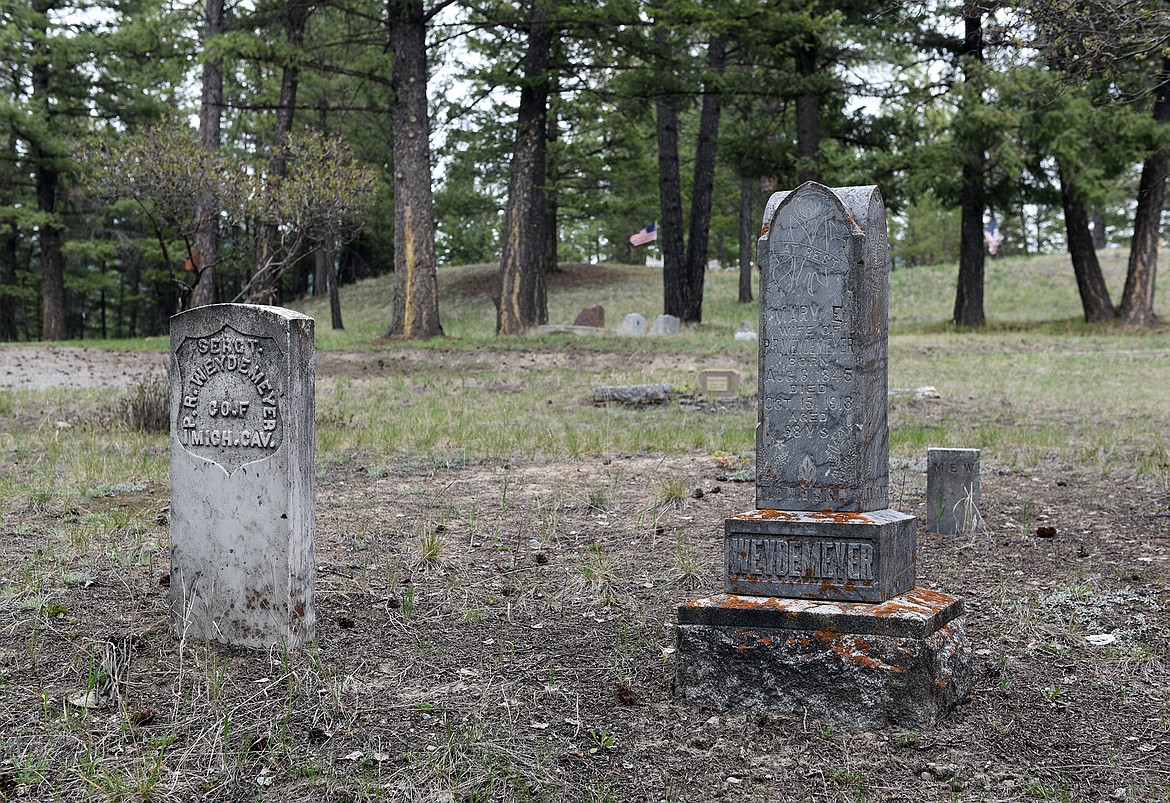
629 222 657 248
984 218 1004 255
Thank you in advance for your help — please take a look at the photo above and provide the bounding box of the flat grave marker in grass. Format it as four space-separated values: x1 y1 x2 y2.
169 303 316 649
697 368 742 397
676 183 971 728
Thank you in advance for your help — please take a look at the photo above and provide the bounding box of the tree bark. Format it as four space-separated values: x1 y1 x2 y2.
655 24 688 321
35 160 65 340
738 176 753 304
252 0 312 302
496 1 552 335
316 237 343 329
679 35 726 324
953 4 985 328
544 53 560 280
795 31 819 184
1058 163 1116 322
191 0 225 308
1 128 18 341
1120 56 1170 327
1091 209 1107 249
30 8 66 341
386 0 443 338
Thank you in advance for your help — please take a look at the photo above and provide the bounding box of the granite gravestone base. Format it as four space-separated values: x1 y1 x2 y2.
675 183 970 728
927 448 980 535
675 589 971 729
169 303 316 649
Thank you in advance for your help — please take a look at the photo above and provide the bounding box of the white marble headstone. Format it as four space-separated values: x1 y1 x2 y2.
169 303 315 648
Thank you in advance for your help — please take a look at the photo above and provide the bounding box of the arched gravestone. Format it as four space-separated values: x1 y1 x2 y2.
756 183 889 513
675 184 970 729
169 304 316 649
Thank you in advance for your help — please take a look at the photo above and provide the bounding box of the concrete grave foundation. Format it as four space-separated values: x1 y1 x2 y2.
675 589 971 730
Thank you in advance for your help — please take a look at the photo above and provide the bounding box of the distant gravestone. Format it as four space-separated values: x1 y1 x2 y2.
698 369 742 397
648 314 681 336
927 448 980 535
616 313 645 336
169 304 316 649
573 304 605 328
676 183 970 729
734 321 757 341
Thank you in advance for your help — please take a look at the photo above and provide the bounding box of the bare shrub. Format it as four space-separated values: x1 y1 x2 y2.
119 375 169 433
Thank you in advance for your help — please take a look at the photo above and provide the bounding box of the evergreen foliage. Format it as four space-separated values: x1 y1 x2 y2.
0 0 1167 339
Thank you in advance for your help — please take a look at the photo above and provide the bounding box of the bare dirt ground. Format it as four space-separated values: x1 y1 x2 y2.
0 345 712 390
2 346 1169 801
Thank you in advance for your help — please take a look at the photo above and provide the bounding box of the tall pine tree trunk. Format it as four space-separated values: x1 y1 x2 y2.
544 50 560 280
1058 163 1115 322
192 0 225 308
35 160 65 340
387 0 443 339
31 1 65 340
1 129 18 340
496 1 551 335
655 22 688 321
795 32 819 184
680 35 726 324
738 176 754 304
252 0 311 302
1120 56 1170 327
953 5 985 328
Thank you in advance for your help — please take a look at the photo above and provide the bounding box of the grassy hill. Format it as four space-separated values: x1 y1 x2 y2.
289 247 1166 349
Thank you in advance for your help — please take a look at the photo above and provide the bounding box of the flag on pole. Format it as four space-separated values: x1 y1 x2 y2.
629 222 657 248
984 218 1004 255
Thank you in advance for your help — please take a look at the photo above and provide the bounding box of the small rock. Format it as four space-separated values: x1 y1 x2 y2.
927 762 955 781
594 384 672 405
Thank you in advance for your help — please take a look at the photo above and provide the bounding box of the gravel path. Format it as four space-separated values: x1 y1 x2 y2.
0 345 169 390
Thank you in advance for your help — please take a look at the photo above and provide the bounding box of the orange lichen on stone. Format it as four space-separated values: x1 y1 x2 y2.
703 594 790 612
870 587 957 618
813 628 841 647
728 508 885 525
730 509 801 521
815 632 908 673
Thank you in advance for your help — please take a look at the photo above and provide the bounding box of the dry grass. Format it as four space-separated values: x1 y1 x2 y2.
1 252 1169 800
